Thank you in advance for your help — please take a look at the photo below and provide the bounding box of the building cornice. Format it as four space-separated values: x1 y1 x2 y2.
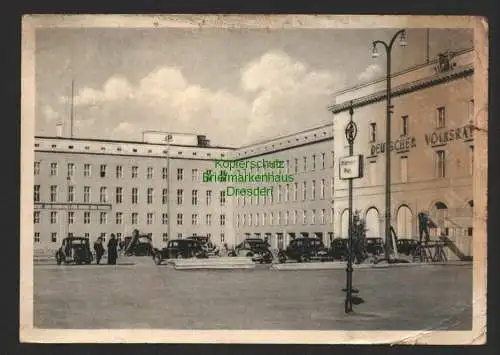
329 66 474 115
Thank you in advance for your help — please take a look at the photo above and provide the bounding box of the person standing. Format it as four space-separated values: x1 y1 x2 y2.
93 236 105 265
107 233 118 265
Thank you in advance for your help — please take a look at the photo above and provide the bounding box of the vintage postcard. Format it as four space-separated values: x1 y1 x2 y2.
20 14 488 344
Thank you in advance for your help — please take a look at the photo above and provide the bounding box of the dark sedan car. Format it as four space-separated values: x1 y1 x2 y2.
229 238 273 263
329 238 349 261
278 237 332 263
152 239 208 265
364 237 385 256
396 238 419 256
55 236 93 265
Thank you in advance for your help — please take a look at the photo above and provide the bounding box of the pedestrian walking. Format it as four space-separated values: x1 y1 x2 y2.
107 233 118 265
93 236 105 265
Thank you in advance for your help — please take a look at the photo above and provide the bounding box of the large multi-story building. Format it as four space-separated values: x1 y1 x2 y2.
33 48 474 259
329 48 474 257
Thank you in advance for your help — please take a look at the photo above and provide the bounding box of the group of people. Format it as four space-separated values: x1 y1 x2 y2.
93 233 119 265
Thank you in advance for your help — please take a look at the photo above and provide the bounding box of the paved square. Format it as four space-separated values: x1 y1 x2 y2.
34 261 472 330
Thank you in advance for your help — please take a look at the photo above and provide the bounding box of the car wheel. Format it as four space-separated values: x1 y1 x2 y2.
278 254 286 264
246 252 253 257
300 254 310 263
154 254 162 265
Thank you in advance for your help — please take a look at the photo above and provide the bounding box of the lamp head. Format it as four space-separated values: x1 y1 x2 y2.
399 30 408 47
371 44 380 58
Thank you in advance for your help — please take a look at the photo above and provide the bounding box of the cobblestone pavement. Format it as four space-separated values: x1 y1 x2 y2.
34 259 472 330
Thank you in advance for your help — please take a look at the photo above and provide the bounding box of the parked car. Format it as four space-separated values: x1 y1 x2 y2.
396 238 419 256
278 237 332 263
364 237 385 256
329 238 349 261
151 239 208 265
123 234 153 256
187 235 219 256
230 238 273 264
55 236 93 265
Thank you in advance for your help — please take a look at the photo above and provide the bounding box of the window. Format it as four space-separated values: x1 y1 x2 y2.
220 190 226 206
303 156 307 172
67 185 75 202
34 232 40 243
162 233 168 242
34 162 40 175
34 211 40 224
321 209 326 224
84 186 91 203
192 214 198 225
177 168 183 181
277 211 282 225
206 190 212 205
286 160 290 174
285 211 289 225
469 99 475 121
469 146 474 175
369 123 377 143
331 151 335 167
99 212 107 224
50 211 57 224
162 167 168 179
285 184 290 202
302 210 307 225
294 158 298 173
311 209 316 224
192 169 198 182
67 163 75 178
400 157 408 182
99 233 106 241
147 188 154 204
293 210 298 225
51 232 57 243
50 185 57 202
147 167 153 179
191 190 198 205
131 213 138 224
116 187 123 203
401 115 409 136
100 164 107 178
220 233 225 243
321 153 325 169
132 166 138 178
220 214 226 226
84 212 90 224
147 213 154 225
116 212 123 224
177 213 183 225
260 212 265 226
50 162 58 176
162 213 168 225
34 185 40 202
320 179 325 199
312 154 316 171
206 214 212 226
84 164 91 177
269 212 274 226
131 188 138 204
331 208 334 224
311 180 316 200
436 150 446 178
177 189 183 205
293 182 298 201
100 187 108 203
437 106 446 128
302 182 307 201
277 185 282 203
162 188 168 204
116 165 123 178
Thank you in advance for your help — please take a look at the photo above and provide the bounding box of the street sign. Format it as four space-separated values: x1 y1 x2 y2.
339 155 364 180
345 121 358 144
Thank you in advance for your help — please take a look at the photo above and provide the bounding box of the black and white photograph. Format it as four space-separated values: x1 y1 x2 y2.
20 14 488 344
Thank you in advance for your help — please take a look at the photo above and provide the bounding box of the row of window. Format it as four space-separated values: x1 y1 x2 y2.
33 186 227 206
34 211 227 226
236 208 334 227
366 102 474 143
33 232 226 244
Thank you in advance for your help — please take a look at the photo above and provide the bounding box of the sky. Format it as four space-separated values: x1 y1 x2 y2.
35 27 472 147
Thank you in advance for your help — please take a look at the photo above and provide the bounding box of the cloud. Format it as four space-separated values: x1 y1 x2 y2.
42 105 60 122
358 64 383 82
49 50 339 146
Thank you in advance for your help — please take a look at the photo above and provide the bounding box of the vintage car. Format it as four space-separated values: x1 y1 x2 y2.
364 237 385 256
396 238 419 256
123 234 153 256
151 239 208 265
229 238 273 264
329 238 349 261
278 237 332 263
55 236 93 265
187 235 219 256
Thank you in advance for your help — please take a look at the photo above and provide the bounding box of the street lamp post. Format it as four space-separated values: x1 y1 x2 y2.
371 29 407 261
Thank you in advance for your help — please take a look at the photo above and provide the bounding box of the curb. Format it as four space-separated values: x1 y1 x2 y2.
270 261 472 270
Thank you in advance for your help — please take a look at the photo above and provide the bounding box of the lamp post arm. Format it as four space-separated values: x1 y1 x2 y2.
388 29 406 51
372 40 389 54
